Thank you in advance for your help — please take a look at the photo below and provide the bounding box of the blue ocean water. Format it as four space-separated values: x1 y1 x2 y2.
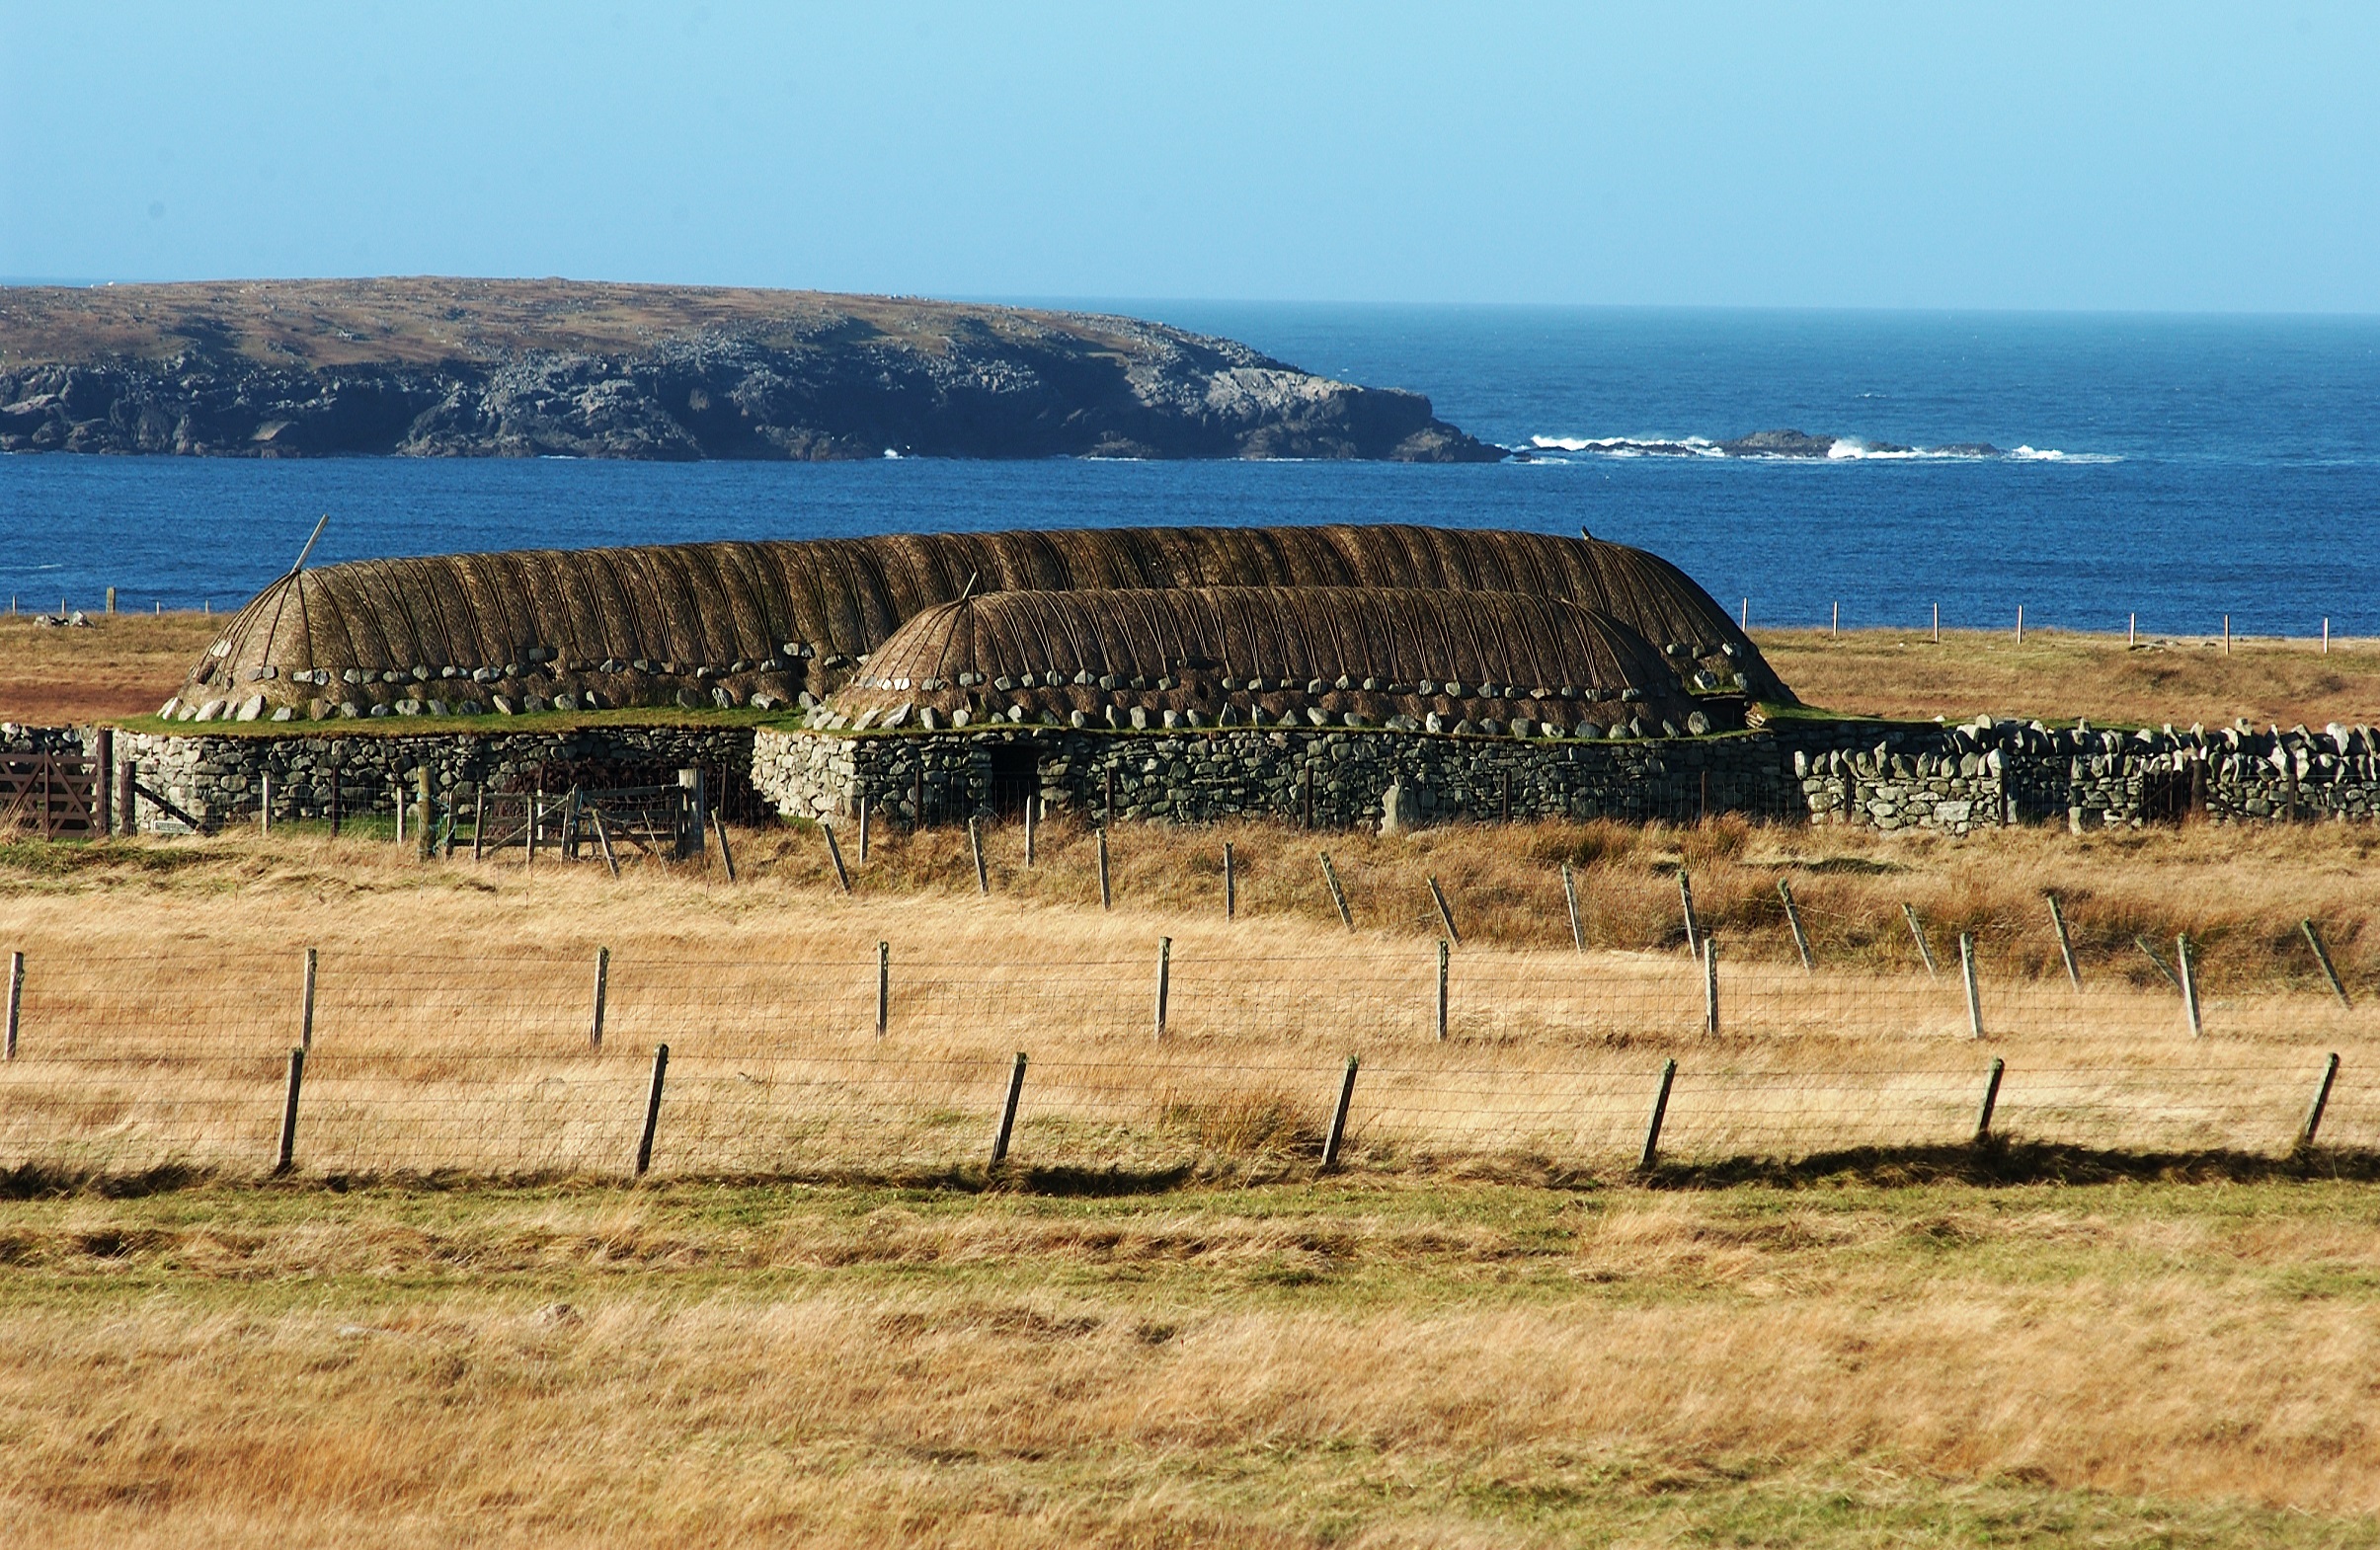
4 306 2376 637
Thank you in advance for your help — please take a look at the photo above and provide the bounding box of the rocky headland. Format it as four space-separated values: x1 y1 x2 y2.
0 277 1498 462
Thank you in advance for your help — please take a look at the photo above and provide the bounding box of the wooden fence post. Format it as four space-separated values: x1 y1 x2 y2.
2046 892 2081 989
1024 795 1036 867
119 756 137 836
1319 851 1353 930
876 941 890 1040
1903 903 1939 977
711 813 737 883
300 947 317 1050
1778 880 1812 970
857 798 870 863
1677 871 1701 958
276 1047 305 1174
823 822 851 893
676 769 702 859
590 946 609 1048
1973 1056 2005 1143
259 775 272 835
1322 1055 1360 1171
991 1051 1028 1164
1639 1058 1678 1170
1560 862 1587 954
2303 919 2351 1007
1097 827 1112 911
1427 876 1460 946
5 951 21 1060
1436 938 1450 1042
1960 933 1984 1040
2177 934 2203 1038
1702 937 1720 1036
414 767 434 861
94 728 113 836
1153 937 1172 1039
2298 1052 2341 1151
1224 842 1235 920
592 809 620 877
394 779 405 847
968 816 989 895
916 765 928 831
634 1044 670 1177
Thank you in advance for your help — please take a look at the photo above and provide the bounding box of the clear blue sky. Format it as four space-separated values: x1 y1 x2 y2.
5 1 2375 312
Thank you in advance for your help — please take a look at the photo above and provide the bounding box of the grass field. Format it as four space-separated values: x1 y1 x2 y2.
8 618 2380 1542
1762 624 2380 730
0 610 219 724
8 1175 2380 1545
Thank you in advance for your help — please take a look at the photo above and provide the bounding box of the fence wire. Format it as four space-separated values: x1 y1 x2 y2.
2 940 2373 1179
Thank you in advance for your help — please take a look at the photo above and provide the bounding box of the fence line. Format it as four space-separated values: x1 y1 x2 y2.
4 938 2376 1061
2 929 2378 1180
0 1044 2363 1181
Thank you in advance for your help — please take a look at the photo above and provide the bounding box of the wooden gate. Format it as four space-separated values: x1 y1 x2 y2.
0 754 102 837
471 785 693 860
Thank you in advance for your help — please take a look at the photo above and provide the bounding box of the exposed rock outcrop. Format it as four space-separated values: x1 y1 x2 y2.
0 277 1499 462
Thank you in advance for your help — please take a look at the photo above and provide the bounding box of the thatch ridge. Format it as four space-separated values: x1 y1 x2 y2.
825 586 1704 735
164 524 1787 721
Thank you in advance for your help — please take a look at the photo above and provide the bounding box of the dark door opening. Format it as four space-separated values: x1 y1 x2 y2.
988 744 1038 819
2136 768 2192 825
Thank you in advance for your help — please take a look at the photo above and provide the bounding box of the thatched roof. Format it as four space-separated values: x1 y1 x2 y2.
822 586 1706 736
163 524 1786 721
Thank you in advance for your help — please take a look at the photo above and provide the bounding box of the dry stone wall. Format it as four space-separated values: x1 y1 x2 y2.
2 724 92 757
754 724 1801 828
757 716 2380 834
1789 717 2380 831
117 725 757 832
18 711 2373 838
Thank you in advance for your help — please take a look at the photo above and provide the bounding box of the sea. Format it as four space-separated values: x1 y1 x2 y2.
5 305 2377 638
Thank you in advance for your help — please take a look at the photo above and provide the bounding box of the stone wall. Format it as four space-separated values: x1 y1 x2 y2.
1787 717 2380 832
756 716 2380 834
754 724 1800 829
2 724 92 757
20 710 2373 839
118 725 759 832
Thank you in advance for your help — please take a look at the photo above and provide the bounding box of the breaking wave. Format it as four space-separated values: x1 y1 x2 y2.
1524 431 2118 464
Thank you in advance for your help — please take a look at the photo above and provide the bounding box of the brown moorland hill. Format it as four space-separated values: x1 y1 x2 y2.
0 277 1495 461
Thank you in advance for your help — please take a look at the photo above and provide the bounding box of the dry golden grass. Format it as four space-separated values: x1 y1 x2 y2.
7 823 2380 1541
4 815 2378 1181
3 1178 2379 1544
0 609 216 724
1760 625 2380 728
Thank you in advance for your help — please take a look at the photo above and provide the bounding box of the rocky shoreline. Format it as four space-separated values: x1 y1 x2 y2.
0 278 1498 462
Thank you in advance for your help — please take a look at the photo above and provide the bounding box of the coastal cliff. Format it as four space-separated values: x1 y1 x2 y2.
0 278 1498 462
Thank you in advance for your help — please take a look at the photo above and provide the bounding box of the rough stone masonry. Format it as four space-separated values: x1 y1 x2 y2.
19 712 2379 835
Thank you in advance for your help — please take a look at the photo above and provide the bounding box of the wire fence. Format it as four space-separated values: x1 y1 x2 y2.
2 938 2373 1181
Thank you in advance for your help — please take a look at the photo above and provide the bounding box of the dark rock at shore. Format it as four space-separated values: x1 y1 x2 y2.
1717 427 1892 457
1713 428 2003 459
0 278 1500 463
